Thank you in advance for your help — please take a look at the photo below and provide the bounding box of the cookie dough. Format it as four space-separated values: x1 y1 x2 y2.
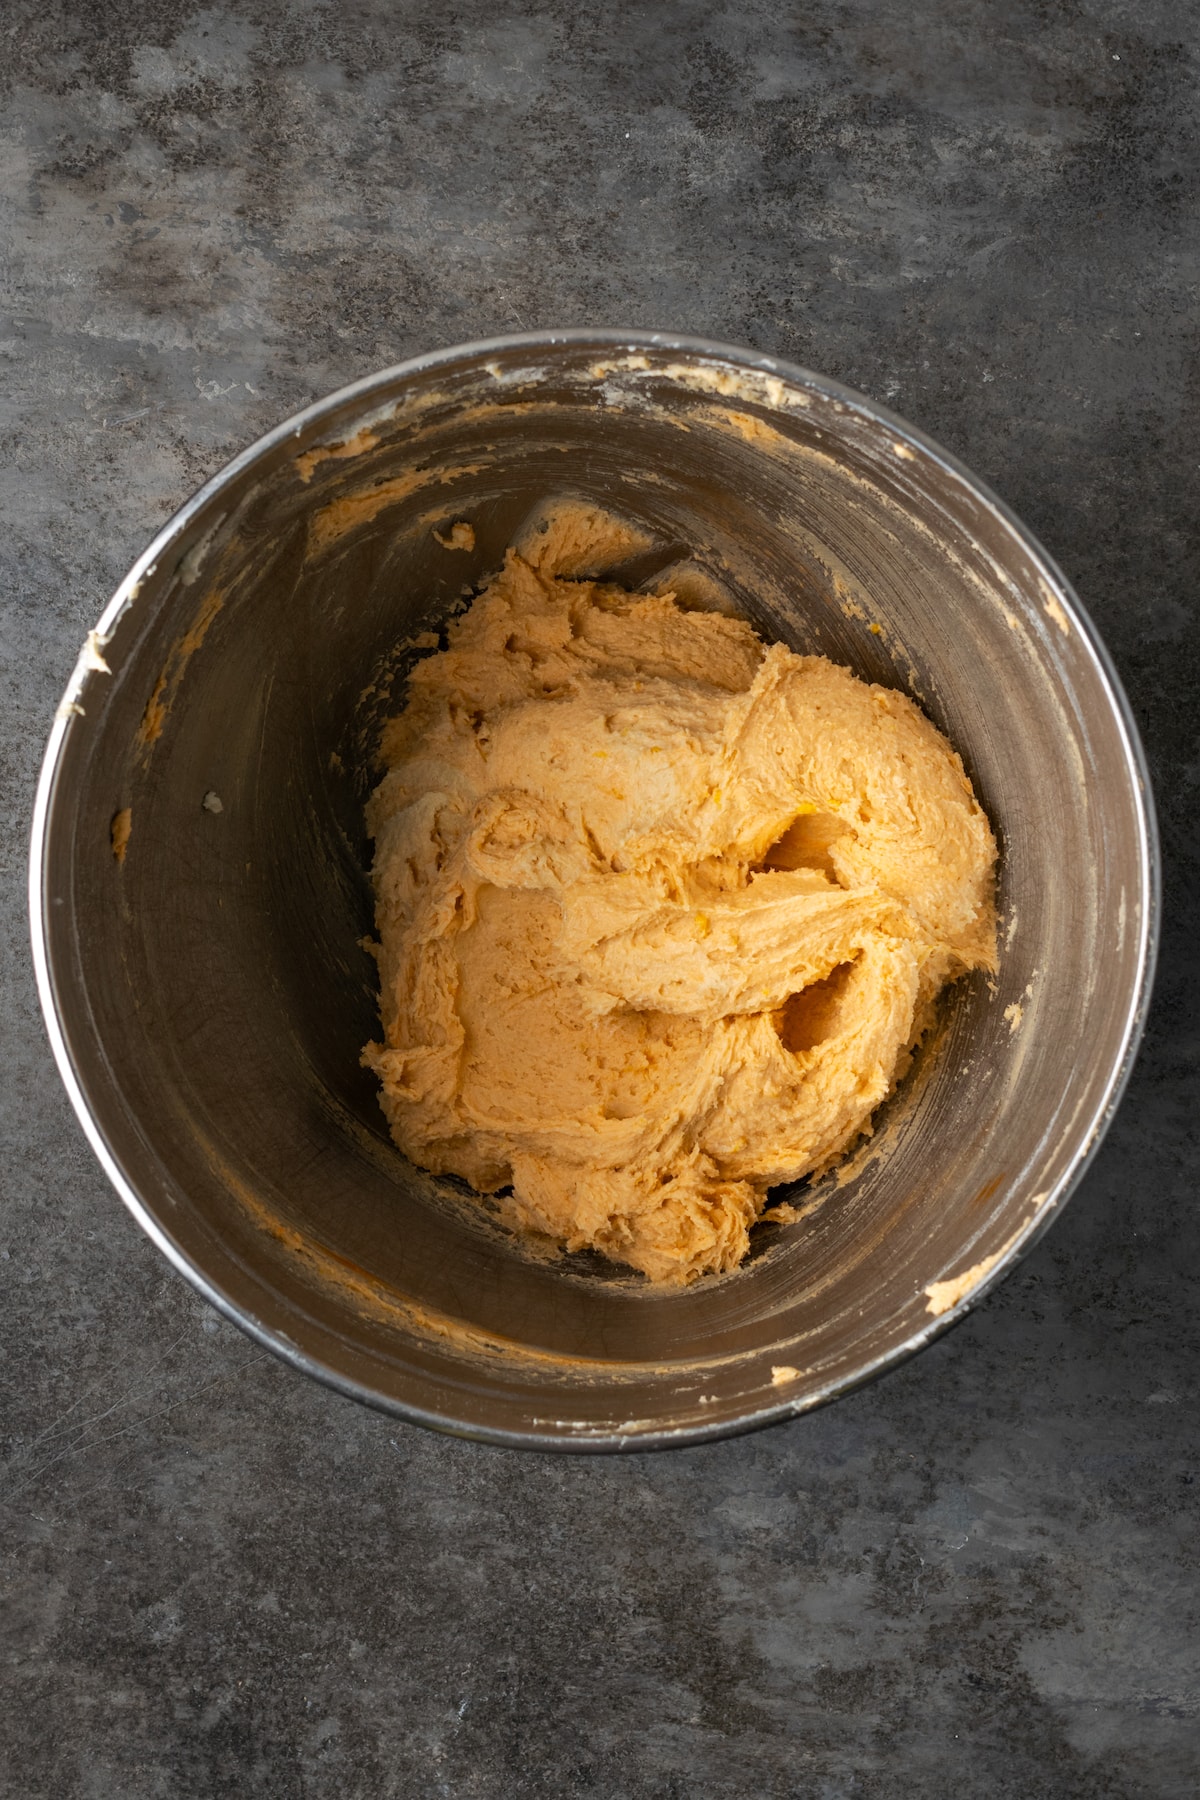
363 506 997 1284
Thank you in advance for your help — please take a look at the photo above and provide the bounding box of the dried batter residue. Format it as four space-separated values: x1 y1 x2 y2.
588 355 651 378
137 587 225 754
925 1253 1004 1315
57 628 113 720
308 463 489 557
295 425 381 483
1042 587 1071 636
111 807 132 863
658 361 807 412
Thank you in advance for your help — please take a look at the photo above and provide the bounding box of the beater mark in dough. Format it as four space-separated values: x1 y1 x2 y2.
363 504 998 1284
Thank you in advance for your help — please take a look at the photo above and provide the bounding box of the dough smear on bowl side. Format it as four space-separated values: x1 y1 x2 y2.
363 505 998 1285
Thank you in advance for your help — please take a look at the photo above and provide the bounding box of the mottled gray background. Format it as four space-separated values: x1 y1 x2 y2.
2 3 1198 1795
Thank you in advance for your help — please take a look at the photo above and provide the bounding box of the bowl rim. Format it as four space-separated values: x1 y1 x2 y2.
28 327 1161 1452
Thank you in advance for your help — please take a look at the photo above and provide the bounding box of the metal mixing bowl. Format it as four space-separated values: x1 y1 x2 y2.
30 331 1158 1450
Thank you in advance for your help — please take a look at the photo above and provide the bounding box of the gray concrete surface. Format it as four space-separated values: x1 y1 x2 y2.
2 3 1198 1795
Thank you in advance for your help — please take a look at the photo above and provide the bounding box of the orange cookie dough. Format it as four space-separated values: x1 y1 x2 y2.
363 507 997 1284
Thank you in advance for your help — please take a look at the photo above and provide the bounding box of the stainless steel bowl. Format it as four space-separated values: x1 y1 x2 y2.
30 331 1158 1450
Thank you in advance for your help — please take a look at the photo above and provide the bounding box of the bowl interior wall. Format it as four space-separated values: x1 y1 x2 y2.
39 341 1149 1440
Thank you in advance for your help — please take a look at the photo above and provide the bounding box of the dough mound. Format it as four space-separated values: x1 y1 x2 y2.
364 507 997 1284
